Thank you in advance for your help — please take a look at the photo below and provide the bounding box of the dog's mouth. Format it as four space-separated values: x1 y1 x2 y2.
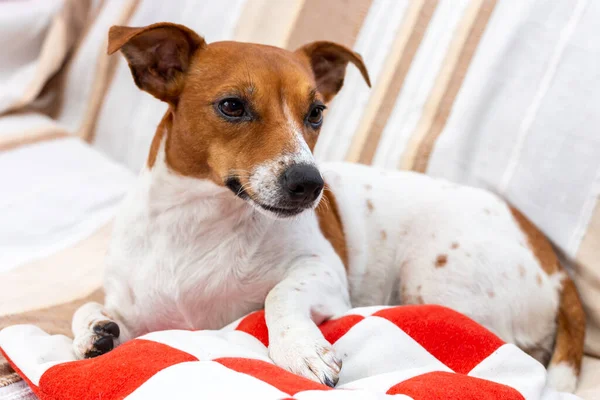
225 177 309 218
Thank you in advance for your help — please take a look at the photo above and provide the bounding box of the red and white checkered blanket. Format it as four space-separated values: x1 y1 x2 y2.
0 305 580 399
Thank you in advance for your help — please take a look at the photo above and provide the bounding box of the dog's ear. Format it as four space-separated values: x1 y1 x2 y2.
108 22 206 103
295 41 371 103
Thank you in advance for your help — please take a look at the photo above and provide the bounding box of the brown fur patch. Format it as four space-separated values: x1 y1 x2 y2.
510 207 585 374
536 274 543 286
435 254 448 268
510 207 559 275
380 230 387 240
316 187 348 269
366 199 374 212
451 242 459 249
551 277 586 374
487 290 495 298
147 111 171 168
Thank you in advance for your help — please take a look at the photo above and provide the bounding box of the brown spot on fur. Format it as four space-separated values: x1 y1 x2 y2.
451 242 459 249
536 274 543 286
518 265 526 278
510 206 585 375
380 230 387 240
316 187 349 269
435 254 448 268
366 199 374 212
487 290 495 298
416 295 424 304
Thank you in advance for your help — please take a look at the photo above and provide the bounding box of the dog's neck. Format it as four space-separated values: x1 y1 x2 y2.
140 127 273 235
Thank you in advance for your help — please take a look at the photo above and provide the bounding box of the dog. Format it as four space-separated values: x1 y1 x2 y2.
71 22 585 392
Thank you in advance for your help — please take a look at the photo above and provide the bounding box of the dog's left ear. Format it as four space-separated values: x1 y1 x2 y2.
295 41 371 103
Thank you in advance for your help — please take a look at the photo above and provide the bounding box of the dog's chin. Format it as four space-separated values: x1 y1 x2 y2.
224 177 321 219
249 199 313 220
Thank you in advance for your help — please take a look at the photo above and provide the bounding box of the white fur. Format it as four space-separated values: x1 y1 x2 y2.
247 101 319 215
72 143 565 388
546 362 577 393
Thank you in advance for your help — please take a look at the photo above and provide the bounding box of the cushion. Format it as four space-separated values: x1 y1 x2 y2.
0 305 581 399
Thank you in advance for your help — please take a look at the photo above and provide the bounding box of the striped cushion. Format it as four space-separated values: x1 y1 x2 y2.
0 306 580 399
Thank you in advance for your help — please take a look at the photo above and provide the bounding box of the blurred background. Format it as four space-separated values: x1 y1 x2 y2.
0 0 599 398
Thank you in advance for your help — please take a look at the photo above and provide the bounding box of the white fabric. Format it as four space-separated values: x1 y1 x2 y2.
373 0 470 168
426 0 600 258
0 137 134 272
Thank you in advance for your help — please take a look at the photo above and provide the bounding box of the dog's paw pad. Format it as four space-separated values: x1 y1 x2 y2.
93 321 120 338
77 320 120 359
84 336 114 358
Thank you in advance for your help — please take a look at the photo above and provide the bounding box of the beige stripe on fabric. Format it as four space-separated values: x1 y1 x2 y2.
575 201 600 357
79 0 140 142
346 0 436 164
0 223 112 317
285 0 373 51
0 128 68 152
355 0 438 165
234 0 305 48
400 0 497 172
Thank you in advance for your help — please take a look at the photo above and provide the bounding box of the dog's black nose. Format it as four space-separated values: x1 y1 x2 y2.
280 164 324 205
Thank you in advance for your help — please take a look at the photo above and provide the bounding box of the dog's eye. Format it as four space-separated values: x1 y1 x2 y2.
307 105 325 128
218 98 245 118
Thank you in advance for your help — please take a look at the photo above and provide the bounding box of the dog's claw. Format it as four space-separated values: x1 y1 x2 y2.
269 329 342 388
323 375 336 388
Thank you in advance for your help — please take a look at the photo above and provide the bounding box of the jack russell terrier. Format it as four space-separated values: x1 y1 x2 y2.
71 22 585 392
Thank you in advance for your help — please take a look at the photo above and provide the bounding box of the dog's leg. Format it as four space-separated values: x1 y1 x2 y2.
72 302 131 359
265 261 350 387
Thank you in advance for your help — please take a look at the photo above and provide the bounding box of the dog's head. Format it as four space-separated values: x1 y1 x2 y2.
108 22 370 218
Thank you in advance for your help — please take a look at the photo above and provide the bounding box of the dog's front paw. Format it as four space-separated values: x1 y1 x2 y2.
269 327 342 387
73 320 120 359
